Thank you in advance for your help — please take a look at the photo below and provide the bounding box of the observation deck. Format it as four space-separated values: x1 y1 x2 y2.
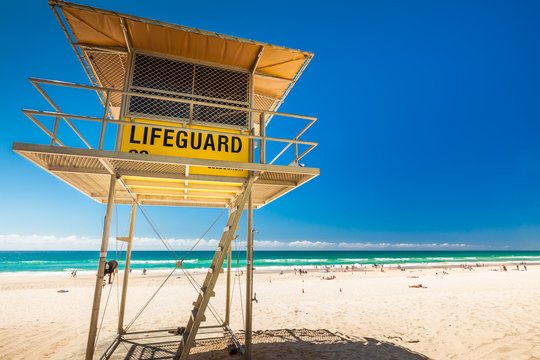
14 1 319 209
13 139 318 209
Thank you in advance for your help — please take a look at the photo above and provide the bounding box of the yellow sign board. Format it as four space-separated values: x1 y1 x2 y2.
120 119 249 177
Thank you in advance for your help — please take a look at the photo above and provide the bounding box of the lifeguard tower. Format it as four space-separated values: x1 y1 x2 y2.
13 1 319 359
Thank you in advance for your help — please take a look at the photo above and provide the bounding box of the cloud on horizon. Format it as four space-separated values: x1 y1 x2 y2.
0 233 469 251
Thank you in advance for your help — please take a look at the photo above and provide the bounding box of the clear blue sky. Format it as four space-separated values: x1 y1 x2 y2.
1 0 539 250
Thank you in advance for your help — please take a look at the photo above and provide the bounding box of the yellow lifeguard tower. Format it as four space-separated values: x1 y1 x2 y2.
14 1 319 359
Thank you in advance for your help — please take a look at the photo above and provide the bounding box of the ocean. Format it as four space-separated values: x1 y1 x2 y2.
0 250 539 276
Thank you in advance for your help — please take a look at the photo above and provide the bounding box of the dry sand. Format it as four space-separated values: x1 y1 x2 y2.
0 264 539 359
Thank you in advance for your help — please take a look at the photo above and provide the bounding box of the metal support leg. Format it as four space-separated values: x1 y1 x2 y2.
259 112 266 164
244 191 253 360
86 175 117 360
118 203 137 334
225 207 232 326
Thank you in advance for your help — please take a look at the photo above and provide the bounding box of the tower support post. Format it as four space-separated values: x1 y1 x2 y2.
118 203 137 334
85 175 117 360
225 207 232 326
244 191 254 359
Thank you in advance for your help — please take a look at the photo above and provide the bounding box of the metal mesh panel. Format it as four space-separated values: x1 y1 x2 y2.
85 50 127 108
254 94 277 112
193 98 249 128
194 65 249 102
129 88 191 120
113 329 360 359
259 171 303 183
127 53 250 129
132 54 194 92
253 94 277 131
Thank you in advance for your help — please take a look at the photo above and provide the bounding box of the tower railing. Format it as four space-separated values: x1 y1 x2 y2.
23 77 318 167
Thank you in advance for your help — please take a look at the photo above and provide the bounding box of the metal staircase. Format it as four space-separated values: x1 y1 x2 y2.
174 177 254 360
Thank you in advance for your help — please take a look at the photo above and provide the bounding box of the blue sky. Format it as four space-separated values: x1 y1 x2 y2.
1 0 539 250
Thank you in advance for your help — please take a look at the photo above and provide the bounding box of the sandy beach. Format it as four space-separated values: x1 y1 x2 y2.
1 264 539 359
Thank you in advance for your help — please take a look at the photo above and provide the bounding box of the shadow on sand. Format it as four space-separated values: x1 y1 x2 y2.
121 328 431 360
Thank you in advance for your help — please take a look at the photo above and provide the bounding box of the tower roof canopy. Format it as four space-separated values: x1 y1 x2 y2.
52 1 313 101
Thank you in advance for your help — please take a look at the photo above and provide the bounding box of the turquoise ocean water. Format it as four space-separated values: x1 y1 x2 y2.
1 250 539 275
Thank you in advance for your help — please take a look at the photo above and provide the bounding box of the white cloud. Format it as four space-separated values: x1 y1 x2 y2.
0 234 101 250
337 241 467 249
130 237 220 250
288 240 333 248
0 233 470 251
338 242 391 249
253 240 284 249
0 233 221 251
387 242 467 248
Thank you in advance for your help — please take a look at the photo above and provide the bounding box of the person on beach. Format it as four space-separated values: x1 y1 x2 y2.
104 260 118 284
143 268 147 275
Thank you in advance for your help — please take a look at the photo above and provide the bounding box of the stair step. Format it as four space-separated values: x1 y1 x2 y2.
208 266 224 274
201 287 215 297
191 310 206 322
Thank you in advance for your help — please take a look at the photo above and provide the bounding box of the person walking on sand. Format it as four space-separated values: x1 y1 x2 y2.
143 268 147 275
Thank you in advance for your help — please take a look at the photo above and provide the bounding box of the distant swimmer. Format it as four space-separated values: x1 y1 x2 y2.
104 260 118 284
